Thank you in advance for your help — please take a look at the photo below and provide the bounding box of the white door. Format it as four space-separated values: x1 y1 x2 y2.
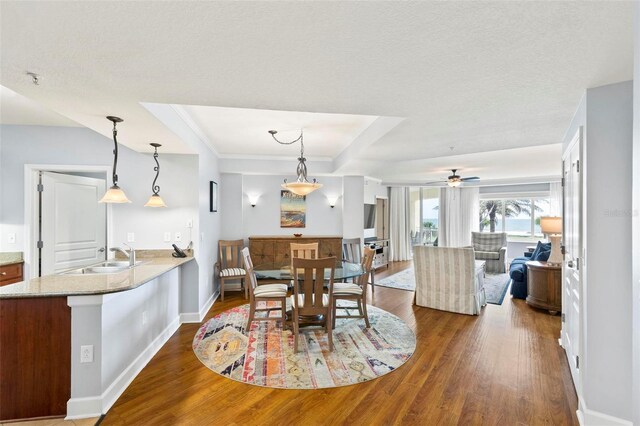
562 129 582 389
40 172 107 276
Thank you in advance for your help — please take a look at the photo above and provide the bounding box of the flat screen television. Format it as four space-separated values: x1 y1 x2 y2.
364 204 376 229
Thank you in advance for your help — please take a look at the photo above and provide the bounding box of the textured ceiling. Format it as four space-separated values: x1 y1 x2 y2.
0 1 633 180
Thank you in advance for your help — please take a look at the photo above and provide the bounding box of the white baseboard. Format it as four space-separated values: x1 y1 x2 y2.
577 399 633 426
180 290 218 323
66 316 181 420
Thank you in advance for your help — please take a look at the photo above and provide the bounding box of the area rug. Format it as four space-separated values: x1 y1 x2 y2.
375 268 416 291
484 273 511 305
192 301 416 389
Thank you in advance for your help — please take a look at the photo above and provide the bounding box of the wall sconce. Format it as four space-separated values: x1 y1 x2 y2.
247 194 260 207
327 195 340 208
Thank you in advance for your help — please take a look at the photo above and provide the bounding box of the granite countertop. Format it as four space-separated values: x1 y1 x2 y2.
0 252 24 267
0 256 194 299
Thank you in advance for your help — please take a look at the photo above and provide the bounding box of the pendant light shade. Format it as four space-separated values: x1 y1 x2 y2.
269 129 323 196
100 185 131 203
100 116 131 204
144 143 167 208
144 194 167 207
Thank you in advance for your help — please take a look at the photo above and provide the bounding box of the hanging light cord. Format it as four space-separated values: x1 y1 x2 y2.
269 130 316 184
111 121 119 187
151 146 161 195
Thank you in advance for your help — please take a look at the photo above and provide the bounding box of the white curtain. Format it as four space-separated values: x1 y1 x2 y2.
389 187 411 261
549 182 562 216
438 187 480 247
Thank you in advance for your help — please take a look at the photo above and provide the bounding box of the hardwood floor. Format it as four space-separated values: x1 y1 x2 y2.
103 261 578 425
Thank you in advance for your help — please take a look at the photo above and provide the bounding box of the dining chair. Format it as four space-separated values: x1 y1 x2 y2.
290 242 318 264
215 239 246 301
342 238 362 264
291 257 336 352
241 248 288 331
332 247 375 328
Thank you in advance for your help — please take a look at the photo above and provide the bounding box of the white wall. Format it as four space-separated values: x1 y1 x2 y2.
632 5 640 425
0 124 198 272
243 174 342 239
564 81 634 424
343 176 365 241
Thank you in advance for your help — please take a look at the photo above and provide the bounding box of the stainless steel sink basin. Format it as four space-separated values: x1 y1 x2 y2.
63 261 144 275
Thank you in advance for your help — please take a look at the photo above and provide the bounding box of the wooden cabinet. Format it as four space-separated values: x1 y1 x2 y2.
0 262 23 286
249 236 342 265
526 261 562 314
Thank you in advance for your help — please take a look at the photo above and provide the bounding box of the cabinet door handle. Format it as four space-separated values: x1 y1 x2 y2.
1 272 6 276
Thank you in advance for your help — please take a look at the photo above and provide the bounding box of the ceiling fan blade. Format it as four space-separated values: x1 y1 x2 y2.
460 177 480 181
423 180 446 185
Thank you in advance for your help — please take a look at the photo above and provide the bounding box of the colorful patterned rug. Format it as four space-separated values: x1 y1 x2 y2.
192 301 416 389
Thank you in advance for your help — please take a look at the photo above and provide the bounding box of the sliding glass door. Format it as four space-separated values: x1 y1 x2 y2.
409 187 439 252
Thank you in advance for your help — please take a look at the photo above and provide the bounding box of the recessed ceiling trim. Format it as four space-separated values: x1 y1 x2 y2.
169 104 220 157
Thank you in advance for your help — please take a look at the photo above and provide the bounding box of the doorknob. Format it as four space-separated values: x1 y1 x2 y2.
98 247 106 253
567 260 574 268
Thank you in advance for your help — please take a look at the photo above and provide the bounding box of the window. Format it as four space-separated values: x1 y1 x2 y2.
409 187 439 249
479 197 550 241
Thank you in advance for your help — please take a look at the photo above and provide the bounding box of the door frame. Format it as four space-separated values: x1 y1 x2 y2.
560 127 585 401
23 164 113 279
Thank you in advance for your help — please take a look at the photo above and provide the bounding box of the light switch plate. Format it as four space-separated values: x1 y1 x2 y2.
127 232 135 242
175 232 182 242
8 233 16 244
163 232 171 242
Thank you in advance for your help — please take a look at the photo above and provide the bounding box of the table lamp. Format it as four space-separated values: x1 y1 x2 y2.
540 216 563 265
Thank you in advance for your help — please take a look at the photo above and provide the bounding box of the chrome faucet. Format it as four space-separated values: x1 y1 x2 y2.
110 243 136 267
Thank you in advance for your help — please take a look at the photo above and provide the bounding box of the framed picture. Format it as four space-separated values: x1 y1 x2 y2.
209 181 218 212
280 190 306 228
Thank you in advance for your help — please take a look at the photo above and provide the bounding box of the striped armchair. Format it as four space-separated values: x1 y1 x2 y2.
471 232 507 273
413 246 486 315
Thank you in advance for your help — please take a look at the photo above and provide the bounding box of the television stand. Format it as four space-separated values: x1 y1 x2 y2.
364 238 389 270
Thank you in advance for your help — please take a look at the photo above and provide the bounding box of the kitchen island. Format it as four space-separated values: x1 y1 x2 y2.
0 256 197 422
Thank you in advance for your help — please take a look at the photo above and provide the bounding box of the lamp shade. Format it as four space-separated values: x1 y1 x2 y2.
281 182 323 196
144 194 167 208
540 216 562 235
99 186 131 203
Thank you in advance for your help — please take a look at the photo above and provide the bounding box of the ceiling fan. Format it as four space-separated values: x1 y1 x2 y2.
425 169 480 187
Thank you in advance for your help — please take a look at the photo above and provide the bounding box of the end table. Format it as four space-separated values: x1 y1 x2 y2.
525 260 561 315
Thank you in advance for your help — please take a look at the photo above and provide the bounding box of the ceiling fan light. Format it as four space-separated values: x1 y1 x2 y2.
144 194 167 208
447 179 462 187
281 181 323 196
99 185 131 203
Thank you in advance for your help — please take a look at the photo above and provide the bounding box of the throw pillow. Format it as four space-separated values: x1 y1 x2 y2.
533 242 552 261
530 241 544 260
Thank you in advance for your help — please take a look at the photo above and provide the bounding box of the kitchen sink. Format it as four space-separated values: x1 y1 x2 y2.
63 261 144 275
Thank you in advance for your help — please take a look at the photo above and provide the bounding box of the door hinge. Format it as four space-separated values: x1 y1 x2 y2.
576 160 580 173
561 313 566 322
37 240 44 249
37 183 44 192
561 177 565 187
576 258 580 271
576 355 580 369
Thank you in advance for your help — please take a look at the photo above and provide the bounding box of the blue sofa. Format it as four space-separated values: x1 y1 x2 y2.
509 242 551 299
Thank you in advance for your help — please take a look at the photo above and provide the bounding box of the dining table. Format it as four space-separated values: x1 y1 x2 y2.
253 260 365 282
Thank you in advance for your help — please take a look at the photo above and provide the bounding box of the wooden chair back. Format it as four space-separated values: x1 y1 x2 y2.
240 247 258 298
218 239 244 270
358 247 375 288
290 242 318 272
292 257 336 317
342 238 362 263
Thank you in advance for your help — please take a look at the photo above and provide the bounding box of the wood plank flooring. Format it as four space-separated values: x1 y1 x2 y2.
103 261 578 425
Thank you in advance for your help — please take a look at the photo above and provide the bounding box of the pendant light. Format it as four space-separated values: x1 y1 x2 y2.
268 129 322 196
99 116 131 203
144 143 167 208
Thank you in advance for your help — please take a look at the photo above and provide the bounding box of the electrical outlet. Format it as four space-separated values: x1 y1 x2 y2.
8 233 16 244
163 232 171 242
142 311 148 325
127 232 135 243
175 232 182 242
80 345 94 363
186 219 193 228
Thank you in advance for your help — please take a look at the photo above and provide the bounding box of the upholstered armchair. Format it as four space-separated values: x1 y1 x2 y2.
413 246 486 315
471 232 507 273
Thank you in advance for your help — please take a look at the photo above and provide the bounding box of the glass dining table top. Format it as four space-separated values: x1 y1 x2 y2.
253 260 365 281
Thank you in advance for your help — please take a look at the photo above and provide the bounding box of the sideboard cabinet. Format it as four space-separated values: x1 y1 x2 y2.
249 236 342 265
